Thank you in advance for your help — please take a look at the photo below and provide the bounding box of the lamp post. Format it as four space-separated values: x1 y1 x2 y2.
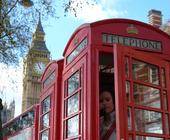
0 98 3 140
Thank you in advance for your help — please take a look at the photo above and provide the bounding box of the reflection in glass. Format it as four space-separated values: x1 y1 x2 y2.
43 72 55 88
136 136 163 140
67 37 87 64
126 81 130 102
2 110 34 137
41 130 49 140
42 96 50 114
67 93 79 116
128 107 132 130
68 71 80 95
135 109 163 134
161 68 166 88
27 111 34 125
67 115 79 138
42 113 49 129
3 127 33 140
22 116 28 128
132 60 159 85
133 83 160 108
22 112 34 128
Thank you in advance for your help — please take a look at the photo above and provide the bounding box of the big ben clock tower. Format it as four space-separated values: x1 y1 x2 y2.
22 17 50 112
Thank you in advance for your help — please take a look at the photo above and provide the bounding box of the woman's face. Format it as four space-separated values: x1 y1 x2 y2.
100 91 114 114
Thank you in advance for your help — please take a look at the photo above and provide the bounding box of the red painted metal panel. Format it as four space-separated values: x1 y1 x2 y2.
39 60 63 140
61 55 87 140
114 44 126 140
114 43 170 139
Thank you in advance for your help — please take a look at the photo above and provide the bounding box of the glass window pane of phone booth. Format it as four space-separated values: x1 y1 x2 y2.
132 60 159 85
42 113 50 129
67 93 79 116
124 55 170 139
68 71 80 95
99 52 116 140
64 70 82 140
133 83 161 108
40 96 51 140
41 130 49 140
66 115 79 137
42 96 50 114
134 109 163 134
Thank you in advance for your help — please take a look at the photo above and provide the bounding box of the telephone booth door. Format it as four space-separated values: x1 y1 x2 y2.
62 56 87 140
39 60 63 140
114 44 170 140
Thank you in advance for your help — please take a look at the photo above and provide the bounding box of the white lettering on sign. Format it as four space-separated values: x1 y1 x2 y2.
102 34 162 52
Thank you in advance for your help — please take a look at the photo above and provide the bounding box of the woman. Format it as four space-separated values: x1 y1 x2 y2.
100 91 116 140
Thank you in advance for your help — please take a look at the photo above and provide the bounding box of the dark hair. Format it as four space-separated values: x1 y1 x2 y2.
100 89 115 101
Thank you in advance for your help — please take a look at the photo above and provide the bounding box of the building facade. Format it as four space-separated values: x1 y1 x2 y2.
148 9 162 28
1 100 15 124
148 9 170 35
22 17 50 112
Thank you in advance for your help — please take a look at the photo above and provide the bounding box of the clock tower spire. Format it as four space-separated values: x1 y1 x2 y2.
22 15 50 112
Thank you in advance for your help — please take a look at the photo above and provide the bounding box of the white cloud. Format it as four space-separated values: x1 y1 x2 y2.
0 61 23 116
69 0 127 22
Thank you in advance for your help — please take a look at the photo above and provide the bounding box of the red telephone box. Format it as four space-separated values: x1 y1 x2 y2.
40 19 170 140
39 60 63 140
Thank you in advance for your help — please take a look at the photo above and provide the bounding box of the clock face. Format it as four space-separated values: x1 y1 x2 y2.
33 62 46 74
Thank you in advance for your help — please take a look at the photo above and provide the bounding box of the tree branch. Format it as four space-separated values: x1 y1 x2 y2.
3 0 19 20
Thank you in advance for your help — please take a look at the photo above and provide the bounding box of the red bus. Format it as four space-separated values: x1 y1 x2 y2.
2 105 39 140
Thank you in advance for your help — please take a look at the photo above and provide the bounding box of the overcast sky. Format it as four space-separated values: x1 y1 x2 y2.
0 0 170 116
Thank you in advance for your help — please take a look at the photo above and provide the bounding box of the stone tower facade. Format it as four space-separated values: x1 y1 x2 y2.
22 17 50 112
